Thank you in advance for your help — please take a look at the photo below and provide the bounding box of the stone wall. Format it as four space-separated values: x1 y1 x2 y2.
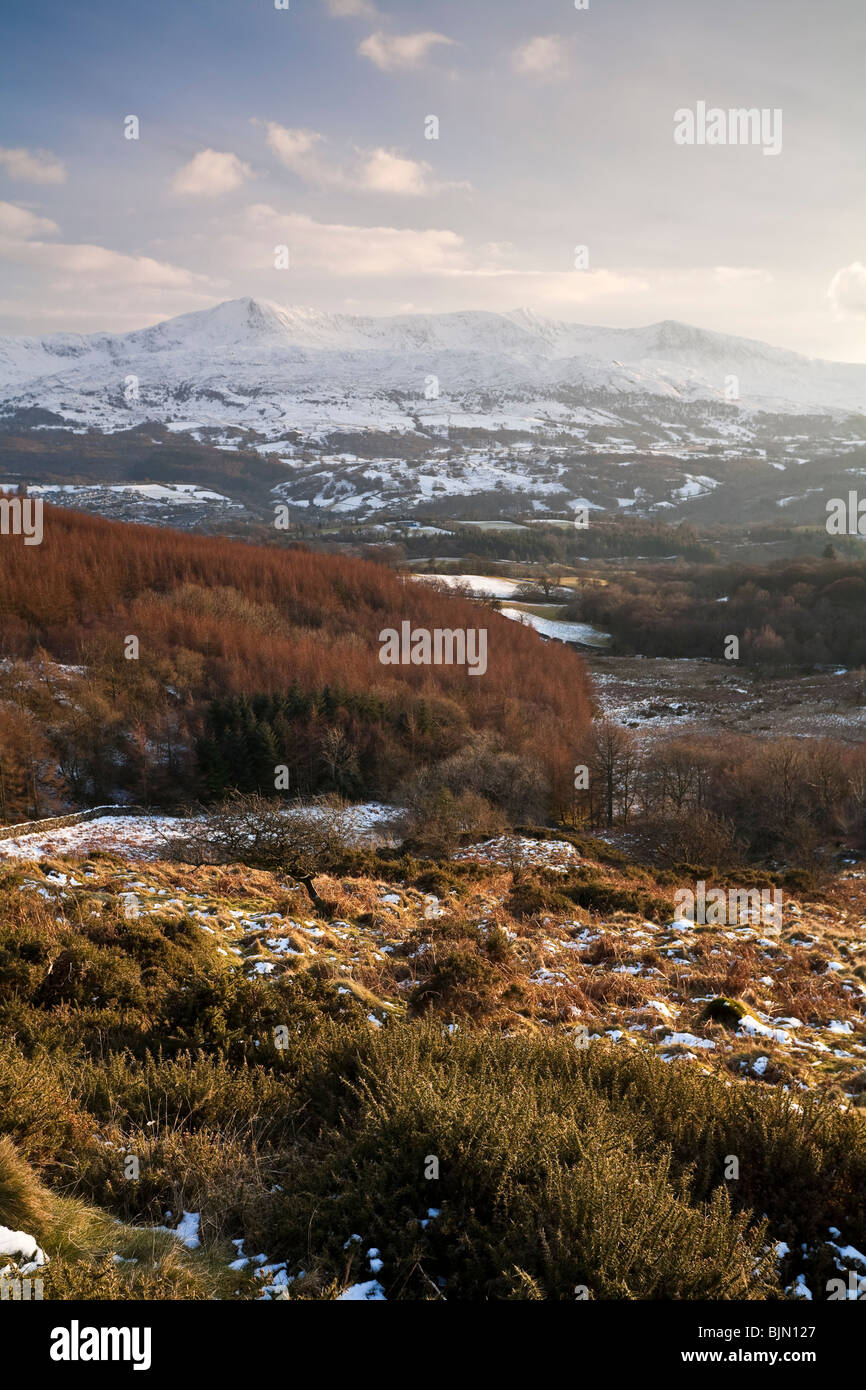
0 806 142 842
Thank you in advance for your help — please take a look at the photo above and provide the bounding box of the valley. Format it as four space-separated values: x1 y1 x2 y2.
2 306 866 1310
3 0 865 1334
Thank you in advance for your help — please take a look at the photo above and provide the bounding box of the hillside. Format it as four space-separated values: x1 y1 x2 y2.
0 506 592 819
1 832 864 1302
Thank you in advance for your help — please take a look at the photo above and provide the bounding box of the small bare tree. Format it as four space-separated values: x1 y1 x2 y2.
590 722 641 827
319 726 359 793
173 792 351 907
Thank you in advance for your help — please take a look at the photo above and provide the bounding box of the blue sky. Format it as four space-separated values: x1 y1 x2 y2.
0 0 864 358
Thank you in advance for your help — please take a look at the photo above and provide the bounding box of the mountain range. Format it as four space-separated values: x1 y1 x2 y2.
1 299 865 525
2 296 866 427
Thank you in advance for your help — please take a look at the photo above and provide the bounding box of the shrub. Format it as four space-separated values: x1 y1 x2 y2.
506 874 573 919
400 736 550 825
249 1029 779 1299
701 997 750 1027
0 1136 50 1235
561 870 673 920
642 807 741 870
2 863 865 1300
409 949 503 1020
402 787 506 859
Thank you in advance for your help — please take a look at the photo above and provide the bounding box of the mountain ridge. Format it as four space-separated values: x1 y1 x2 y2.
1 298 865 451
2 296 858 369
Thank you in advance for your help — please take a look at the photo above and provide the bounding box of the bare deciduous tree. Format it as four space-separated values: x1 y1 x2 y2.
172 792 351 907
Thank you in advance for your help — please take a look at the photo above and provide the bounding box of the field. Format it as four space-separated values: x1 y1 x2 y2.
588 654 866 743
1 820 865 1302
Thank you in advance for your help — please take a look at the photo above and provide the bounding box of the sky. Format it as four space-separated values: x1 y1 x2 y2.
0 0 864 359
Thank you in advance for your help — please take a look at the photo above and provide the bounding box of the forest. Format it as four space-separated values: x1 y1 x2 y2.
566 553 866 666
574 724 866 869
0 506 593 821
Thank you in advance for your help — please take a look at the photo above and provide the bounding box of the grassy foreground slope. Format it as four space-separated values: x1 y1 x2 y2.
1 846 864 1301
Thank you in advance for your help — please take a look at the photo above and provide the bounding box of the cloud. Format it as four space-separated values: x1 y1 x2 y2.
264 124 345 187
232 205 469 276
500 269 650 306
39 244 196 287
0 146 67 184
357 148 440 197
712 266 774 286
263 122 466 196
828 262 866 319
7 239 197 289
0 201 59 239
171 149 252 198
358 31 455 71
512 35 570 80
324 0 379 16
226 207 648 293
0 199 201 290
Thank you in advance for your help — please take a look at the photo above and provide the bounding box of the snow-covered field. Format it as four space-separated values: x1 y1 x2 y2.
29 482 232 505
0 809 595 878
453 835 581 872
0 814 186 861
0 803 404 862
412 573 526 598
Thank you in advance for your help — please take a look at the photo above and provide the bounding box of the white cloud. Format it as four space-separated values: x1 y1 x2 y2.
0 146 67 184
712 266 774 286
324 0 379 16
497 269 650 305
6 238 198 289
512 35 570 80
356 148 432 197
356 148 457 196
171 149 252 198
358 31 455 71
0 201 59 239
232 205 469 276
828 262 866 319
0 295 218 332
226 206 649 293
0 199 201 290
264 122 465 196
264 124 345 187
42 244 195 287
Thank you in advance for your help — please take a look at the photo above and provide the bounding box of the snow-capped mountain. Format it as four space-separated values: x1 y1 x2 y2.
2 299 865 527
1 298 865 438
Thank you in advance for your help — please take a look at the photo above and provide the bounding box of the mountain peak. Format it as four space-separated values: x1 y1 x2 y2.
1 299 864 422
164 297 292 340
643 320 715 349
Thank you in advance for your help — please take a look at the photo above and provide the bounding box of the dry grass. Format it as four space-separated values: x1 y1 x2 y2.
5 843 863 1099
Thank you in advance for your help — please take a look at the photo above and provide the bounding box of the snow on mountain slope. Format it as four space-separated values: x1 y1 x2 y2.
1 298 865 436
